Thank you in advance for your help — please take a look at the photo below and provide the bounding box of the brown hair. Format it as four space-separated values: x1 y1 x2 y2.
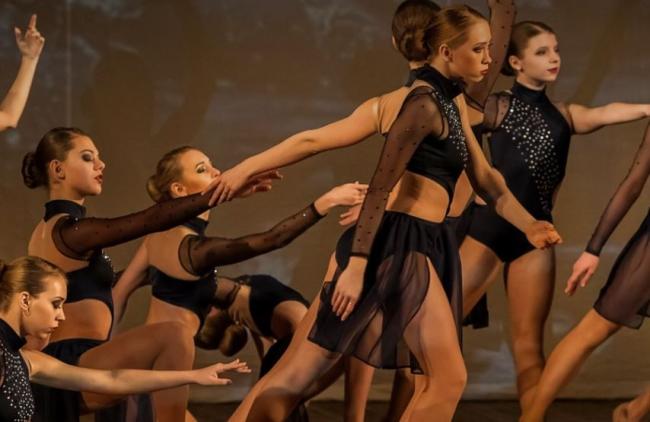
218 324 248 356
392 0 441 61
0 256 66 312
22 127 89 189
501 21 556 76
146 145 197 202
426 5 487 55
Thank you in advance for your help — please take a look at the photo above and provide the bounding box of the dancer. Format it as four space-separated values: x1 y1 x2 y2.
0 256 250 422
458 21 650 411
0 14 44 132
21 127 266 421
210 6 561 421
520 122 649 421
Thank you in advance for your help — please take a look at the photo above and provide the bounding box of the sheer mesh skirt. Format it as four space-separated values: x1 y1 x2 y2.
308 211 462 373
594 209 650 329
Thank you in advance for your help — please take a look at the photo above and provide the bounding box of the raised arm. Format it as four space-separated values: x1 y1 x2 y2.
564 102 650 135
207 97 379 204
182 183 367 276
331 89 445 320
458 96 562 246
0 15 45 131
53 191 216 259
565 123 650 294
25 350 250 393
464 0 516 111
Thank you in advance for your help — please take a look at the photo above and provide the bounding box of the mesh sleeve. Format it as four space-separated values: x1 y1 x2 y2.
350 88 445 257
53 192 213 259
180 203 324 276
464 0 516 110
586 123 650 255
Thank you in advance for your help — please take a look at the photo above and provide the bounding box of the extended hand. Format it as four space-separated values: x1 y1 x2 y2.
331 257 366 321
565 252 599 296
15 15 45 59
194 359 251 386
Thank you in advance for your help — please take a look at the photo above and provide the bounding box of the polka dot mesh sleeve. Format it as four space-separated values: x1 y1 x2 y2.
586 123 650 256
350 88 445 258
179 203 324 276
52 192 214 259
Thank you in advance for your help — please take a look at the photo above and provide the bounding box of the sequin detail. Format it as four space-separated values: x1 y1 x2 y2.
0 339 34 421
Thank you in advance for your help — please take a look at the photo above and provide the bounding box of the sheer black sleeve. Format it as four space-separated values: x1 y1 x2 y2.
464 0 516 110
53 193 214 259
350 88 445 257
586 123 650 255
180 203 324 276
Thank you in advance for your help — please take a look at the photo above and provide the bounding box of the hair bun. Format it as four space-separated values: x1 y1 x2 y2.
146 176 163 202
21 151 45 189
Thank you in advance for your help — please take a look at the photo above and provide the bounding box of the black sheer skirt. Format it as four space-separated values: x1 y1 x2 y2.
308 211 462 373
594 209 650 329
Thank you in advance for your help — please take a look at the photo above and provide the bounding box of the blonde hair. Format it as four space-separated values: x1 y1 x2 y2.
146 146 197 202
0 256 66 311
426 5 487 54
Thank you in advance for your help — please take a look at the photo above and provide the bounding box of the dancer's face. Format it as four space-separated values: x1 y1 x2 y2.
446 20 492 83
20 275 66 340
53 136 105 196
511 32 561 84
173 149 221 197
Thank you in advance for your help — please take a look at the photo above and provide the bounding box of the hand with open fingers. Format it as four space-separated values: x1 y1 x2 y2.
232 170 283 199
203 162 256 206
194 359 251 386
565 252 600 296
339 204 361 226
331 257 366 321
15 14 44 59
525 220 563 249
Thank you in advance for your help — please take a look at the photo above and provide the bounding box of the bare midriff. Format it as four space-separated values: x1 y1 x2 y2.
385 170 451 223
50 301 113 342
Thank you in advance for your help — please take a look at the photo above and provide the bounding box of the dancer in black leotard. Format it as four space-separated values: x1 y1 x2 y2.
457 21 650 412
21 128 261 421
521 123 649 422
0 14 44 133
0 256 249 422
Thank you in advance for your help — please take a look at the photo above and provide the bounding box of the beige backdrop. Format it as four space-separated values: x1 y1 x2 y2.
0 0 648 402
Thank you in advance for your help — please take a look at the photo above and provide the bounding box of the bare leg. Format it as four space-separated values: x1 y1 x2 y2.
399 259 466 422
382 369 415 422
613 387 650 422
505 248 555 413
461 236 502 317
78 321 196 422
344 357 375 422
521 310 620 422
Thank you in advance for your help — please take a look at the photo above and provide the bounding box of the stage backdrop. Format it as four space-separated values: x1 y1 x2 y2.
0 0 648 403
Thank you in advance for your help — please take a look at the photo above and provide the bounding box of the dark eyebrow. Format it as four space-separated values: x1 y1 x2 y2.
194 161 206 169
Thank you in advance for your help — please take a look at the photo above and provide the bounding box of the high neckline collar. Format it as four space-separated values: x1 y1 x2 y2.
511 80 548 103
183 217 209 236
44 200 87 222
406 64 464 99
0 318 26 352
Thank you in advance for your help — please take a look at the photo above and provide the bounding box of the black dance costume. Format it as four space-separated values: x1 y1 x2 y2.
466 82 572 263
150 204 321 332
308 65 467 372
587 124 649 328
0 319 34 421
32 193 217 422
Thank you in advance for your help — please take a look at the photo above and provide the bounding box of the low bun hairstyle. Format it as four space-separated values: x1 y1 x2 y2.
146 145 196 203
501 21 556 77
0 256 66 312
392 0 441 62
21 127 89 189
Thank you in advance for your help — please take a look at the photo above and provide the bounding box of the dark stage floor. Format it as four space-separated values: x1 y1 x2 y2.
188 399 641 421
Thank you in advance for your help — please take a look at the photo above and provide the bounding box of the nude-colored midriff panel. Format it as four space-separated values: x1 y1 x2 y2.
386 171 450 223
28 216 112 342
146 297 201 335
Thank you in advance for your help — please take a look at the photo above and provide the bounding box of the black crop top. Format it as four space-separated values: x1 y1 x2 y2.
482 82 572 220
150 203 324 326
0 319 34 421
42 192 217 325
351 65 468 257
